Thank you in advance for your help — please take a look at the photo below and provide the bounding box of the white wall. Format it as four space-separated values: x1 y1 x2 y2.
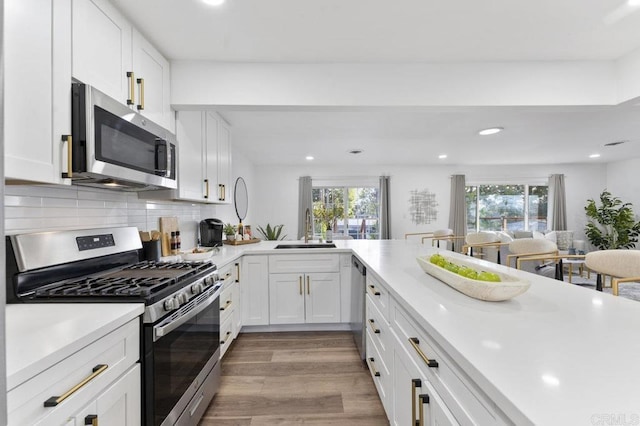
250 162 607 242
605 158 640 214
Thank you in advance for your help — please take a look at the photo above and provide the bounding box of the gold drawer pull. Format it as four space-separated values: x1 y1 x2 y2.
220 300 232 311
235 263 240 283
366 357 381 377
412 378 422 426
368 284 381 296
44 364 108 407
306 275 310 295
220 331 232 345
418 393 430 426
299 276 303 295
408 337 439 368
204 179 209 199
368 318 380 334
136 77 145 110
84 414 98 426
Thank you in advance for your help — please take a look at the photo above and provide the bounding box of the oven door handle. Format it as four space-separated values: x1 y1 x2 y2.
153 291 218 342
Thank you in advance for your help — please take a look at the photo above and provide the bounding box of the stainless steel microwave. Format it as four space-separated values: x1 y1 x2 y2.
69 83 177 190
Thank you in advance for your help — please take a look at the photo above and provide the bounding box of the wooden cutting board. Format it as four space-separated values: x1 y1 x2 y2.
159 216 179 256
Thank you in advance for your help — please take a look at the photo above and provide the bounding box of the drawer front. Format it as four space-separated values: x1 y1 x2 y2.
366 273 390 323
220 315 234 358
366 294 392 369
366 328 392 417
268 254 339 273
392 303 496 426
219 284 234 324
218 262 235 286
8 318 140 426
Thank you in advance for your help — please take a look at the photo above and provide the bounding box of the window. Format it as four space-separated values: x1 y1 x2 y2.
312 186 379 239
466 184 548 232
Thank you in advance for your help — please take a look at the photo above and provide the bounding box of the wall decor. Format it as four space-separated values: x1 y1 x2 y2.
409 189 438 224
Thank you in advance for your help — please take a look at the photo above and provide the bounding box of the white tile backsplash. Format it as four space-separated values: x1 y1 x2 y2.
4 184 216 248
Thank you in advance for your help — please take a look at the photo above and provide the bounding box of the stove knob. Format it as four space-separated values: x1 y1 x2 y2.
191 282 204 295
177 292 189 305
164 297 178 311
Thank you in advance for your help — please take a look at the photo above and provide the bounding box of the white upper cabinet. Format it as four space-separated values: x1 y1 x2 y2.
142 111 232 204
72 0 173 131
4 0 72 185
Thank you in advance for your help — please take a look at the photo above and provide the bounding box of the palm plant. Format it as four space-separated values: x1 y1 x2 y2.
584 190 640 249
256 224 287 240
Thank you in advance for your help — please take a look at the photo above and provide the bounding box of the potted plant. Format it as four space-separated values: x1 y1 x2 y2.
224 223 237 241
256 224 287 240
584 190 640 249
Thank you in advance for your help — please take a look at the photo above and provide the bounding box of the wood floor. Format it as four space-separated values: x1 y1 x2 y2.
199 331 389 425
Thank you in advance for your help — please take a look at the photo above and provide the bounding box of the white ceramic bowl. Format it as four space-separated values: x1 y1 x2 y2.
181 248 214 261
416 254 530 301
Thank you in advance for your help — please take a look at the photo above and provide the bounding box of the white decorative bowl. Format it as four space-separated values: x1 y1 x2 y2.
416 254 531 302
181 248 214 261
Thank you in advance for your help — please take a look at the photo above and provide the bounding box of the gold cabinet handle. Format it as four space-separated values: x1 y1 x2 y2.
126 71 135 105
366 357 381 377
367 318 380 334
61 135 72 178
299 276 303 295
306 275 310 294
204 179 209 199
44 364 108 407
368 284 380 296
84 414 98 426
136 77 145 110
418 393 430 426
412 378 422 426
220 300 232 311
408 337 439 368
220 331 232 345
235 263 240 283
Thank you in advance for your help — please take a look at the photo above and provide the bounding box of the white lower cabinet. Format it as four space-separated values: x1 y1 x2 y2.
7 318 140 426
241 255 270 326
392 329 457 426
269 272 341 324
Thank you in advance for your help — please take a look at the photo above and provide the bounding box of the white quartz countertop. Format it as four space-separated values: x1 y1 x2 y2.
5 303 144 391
209 239 640 424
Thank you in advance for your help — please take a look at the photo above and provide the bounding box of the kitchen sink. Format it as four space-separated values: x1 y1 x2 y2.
274 243 337 249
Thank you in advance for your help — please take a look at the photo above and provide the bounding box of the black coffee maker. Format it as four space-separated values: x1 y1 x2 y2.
199 218 224 247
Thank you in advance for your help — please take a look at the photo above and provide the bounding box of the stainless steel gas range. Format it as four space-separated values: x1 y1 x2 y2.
5 226 222 426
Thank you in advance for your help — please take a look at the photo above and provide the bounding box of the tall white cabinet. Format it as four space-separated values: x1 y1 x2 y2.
4 0 72 185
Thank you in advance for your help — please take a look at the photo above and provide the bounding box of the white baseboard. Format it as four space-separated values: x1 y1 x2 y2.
240 323 352 333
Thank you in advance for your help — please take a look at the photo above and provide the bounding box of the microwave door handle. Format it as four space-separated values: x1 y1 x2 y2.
155 138 171 177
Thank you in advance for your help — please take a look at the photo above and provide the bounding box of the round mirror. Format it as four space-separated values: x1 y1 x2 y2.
234 177 248 221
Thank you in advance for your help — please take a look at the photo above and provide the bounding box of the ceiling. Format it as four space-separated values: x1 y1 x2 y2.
113 0 640 166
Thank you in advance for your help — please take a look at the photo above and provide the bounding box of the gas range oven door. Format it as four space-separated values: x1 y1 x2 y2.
144 287 221 426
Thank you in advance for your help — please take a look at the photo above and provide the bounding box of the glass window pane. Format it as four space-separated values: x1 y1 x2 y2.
312 185 380 239
528 185 548 232
478 185 525 231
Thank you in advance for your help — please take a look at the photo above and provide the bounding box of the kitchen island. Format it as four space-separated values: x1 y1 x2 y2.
6 239 640 425
208 239 640 425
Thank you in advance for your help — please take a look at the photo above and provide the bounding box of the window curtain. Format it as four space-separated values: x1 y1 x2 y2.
549 174 567 230
448 175 467 250
379 176 391 239
298 176 313 239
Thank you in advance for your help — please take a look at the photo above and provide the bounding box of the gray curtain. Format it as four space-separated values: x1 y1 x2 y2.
550 174 567 230
379 176 391 239
298 176 313 239
448 175 467 250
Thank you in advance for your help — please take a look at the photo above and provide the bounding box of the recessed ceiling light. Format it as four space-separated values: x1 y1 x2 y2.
438 154 447 159
202 0 225 6
628 0 640 7
348 149 363 155
478 127 504 136
589 153 601 158
305 156 314 161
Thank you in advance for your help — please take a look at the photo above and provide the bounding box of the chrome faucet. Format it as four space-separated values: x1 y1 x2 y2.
304 208 312 243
